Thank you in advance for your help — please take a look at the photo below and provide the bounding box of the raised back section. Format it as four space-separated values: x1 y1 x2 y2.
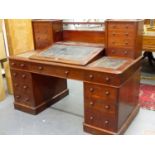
32 19 63 50
105 19 144 59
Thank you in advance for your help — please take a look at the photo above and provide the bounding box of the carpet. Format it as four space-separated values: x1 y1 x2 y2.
139 84 155 111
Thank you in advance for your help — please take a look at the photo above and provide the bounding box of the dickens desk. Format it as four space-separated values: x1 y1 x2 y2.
9 19 143 135
9 41 141 135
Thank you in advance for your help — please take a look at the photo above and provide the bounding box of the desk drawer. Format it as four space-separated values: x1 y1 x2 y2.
107 48 134 58
84 107 117 132
10 60 29 70
84 82 118 102
84 97 117 115
30 62 84 80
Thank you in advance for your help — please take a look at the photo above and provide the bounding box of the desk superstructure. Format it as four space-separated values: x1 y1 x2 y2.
9 19 143 135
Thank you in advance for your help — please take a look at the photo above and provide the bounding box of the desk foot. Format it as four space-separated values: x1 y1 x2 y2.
14 89 69 115
83 104 140 135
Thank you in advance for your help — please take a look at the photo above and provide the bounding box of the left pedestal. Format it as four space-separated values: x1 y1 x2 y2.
10 69 69 114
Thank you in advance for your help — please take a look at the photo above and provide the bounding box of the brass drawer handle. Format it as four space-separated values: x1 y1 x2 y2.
89 88 94 92
20 64 25 67
16 95 21 99
23 85 28 89
105 105 110 110
65 71 69 75
105 77 110 82
90 116 94 120
90 101 94 106
38 66 43 70
112 33 116 36
104 120 109 125
13 73 17 77
22 74 26 78
14 83 19 87
89 74 94 79
11 62 15 66
124 51 128 55
111 50 115 54
105 91 110 95
125 42 128 45
25 98 30 102
125 33 129 36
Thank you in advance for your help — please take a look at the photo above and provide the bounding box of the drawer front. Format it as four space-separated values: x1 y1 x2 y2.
30 62 84 81
84 83 118 102
143 38 155 46
108 38 135 48
84 108 117 132
84 71 120 86
108 23 136 32
10 60 29 70
107 48 135 58
108 31 135 38
84 97 117 115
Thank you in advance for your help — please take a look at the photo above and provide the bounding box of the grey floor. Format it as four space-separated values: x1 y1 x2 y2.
0 57 155 135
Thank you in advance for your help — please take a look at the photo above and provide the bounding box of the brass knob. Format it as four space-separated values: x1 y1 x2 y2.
112 25 116 28
38 66 43 70
125 26 129 29
22 74 26 78
105 77 110 82
20 64 25 67
124 51 128 55
89 74 93 79
90 101 94 106
90 88 94 92
105 105 110 110
11 62 15 66
65 71 69 75
105 91 110 95
23 85 28 89
125 33 129 36
25 98 30 102
90 116 94 120
14 83 19 87
13 73 17 77
125 42 128 45
16 95 20 99
104 120 109 125
111 50 115 53
112 33 116 36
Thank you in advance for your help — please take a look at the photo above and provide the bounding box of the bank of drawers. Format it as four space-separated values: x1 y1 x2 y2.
84 82 118 132
106 20 143 59
11 69 34 106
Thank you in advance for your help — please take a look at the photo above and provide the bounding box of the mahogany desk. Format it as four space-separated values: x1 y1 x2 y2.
9 42 141 135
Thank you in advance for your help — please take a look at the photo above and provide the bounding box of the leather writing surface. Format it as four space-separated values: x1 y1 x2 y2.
30 44 104 65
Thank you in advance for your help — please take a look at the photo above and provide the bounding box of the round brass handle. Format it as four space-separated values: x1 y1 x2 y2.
22 74 26 78
23 85 28 89
112 25 116 28
20 64 25 67
65 71 69 75
105 77 110 82
38 66 43 70
125 33 129 36
125 26 129 29
112 33 116 36
111 50 115 53
89 74 93 79
105 91 110 95
104 120 109 124
16 95 20 99
90 88 94 92
105 105 110 110
13 73 17 77
125 42 128 45
90 116 94 120
124 51 128 55
11 62 15 66
14 83 19 87
90 101 94 106
25 98 30 102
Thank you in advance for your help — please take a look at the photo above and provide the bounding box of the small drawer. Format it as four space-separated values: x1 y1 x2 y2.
10 60 29 70
84 71 120 86
84 97 117 115
108 23 136 32
84 83 118 101
84 108 117 132
107 48 134 58
14 92 34 106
